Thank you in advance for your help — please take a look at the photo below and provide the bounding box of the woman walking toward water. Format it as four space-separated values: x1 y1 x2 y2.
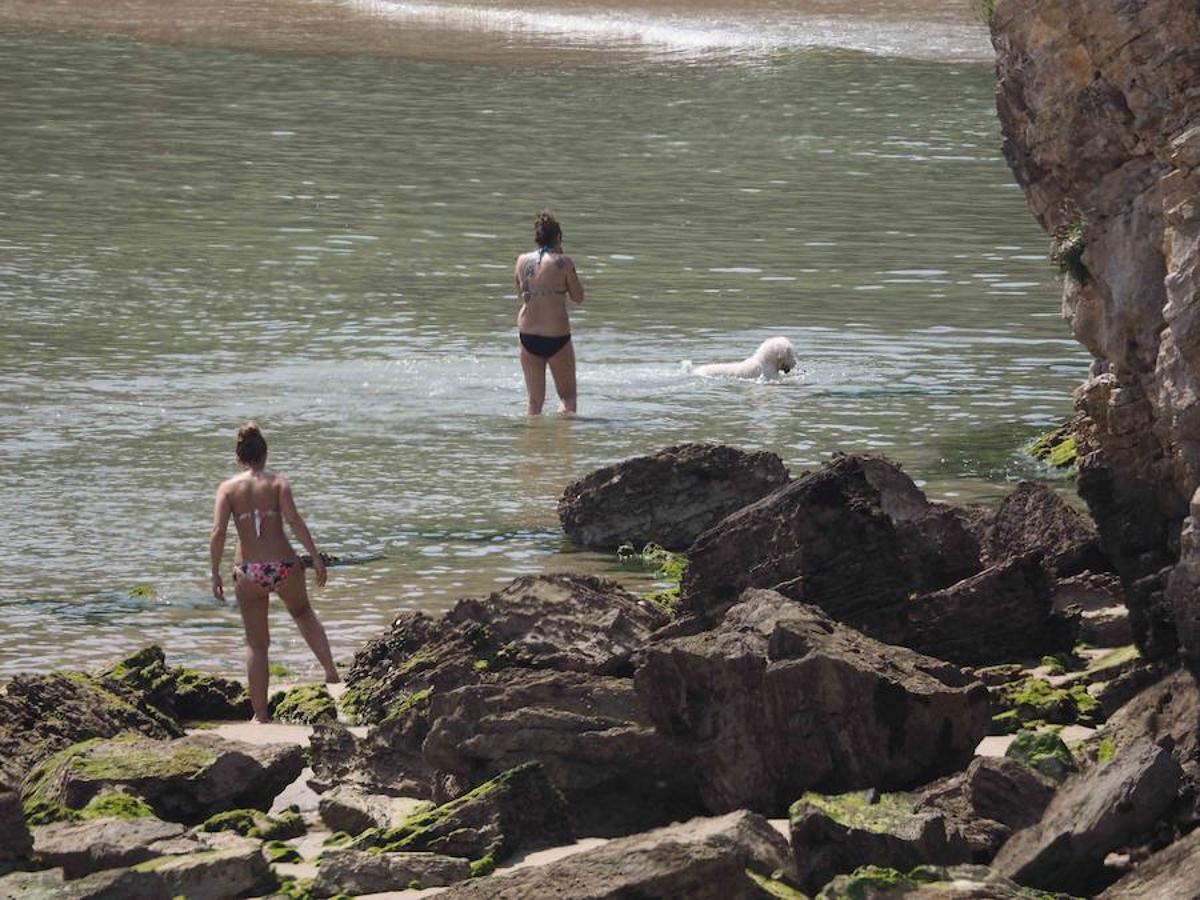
210 422 340 723
515 210 586 414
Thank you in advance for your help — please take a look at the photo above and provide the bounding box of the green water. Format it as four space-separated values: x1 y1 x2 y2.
0 29 1084 675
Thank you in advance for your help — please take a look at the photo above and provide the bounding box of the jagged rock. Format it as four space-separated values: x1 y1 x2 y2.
681 455 982 632
789 790 969 893
1167 489 1200 670
815 863 1074 899
557 443 789 551
991 0 1200 661
1101 667 1200 791
902 553 1076 667
23 733 305 825
0 780 33 874
0 671 181 781
915 757 1056 861
634 590 989 814
352 763 573 863
102 645 250 722
313 849 470 896
1051 570 1133 648
1097 825 1200 899
31 815 186 878
982 482 1108 577
437 810 800 899
342 573 667 724
994 738 1183 894
317 785 429 835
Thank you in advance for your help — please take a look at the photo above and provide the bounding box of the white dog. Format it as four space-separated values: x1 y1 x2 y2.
690 337 798 380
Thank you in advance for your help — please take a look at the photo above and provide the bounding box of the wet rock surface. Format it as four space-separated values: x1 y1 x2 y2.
437 810 800 899
557 442 789 551
635 589 989 813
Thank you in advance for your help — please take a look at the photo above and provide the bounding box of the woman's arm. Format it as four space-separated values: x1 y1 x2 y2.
210 486 231 601
280 477 327 587
565 257 585 304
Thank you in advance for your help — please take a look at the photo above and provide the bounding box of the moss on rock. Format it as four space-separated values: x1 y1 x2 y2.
264 840 303 864
468 855 495 878
1006 729 1076 781
269 685 337 724
996 677 1099 728
790 790 916 834
201 806 306 840
80 790 155 820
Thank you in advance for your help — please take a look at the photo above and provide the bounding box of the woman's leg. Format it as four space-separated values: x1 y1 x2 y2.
520 344 548 415
277 566 340 683
235 579 272 723
547 341 577 414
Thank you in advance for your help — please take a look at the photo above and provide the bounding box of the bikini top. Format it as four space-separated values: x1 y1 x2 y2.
235 508 279 537
521 246 569 299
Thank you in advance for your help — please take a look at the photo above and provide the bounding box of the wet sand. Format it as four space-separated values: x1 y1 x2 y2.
0 0 991 65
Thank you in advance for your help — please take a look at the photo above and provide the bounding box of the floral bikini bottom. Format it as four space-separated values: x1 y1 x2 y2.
233 559 298 593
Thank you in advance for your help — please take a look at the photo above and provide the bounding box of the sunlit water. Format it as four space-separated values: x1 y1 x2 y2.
0 15 1086 676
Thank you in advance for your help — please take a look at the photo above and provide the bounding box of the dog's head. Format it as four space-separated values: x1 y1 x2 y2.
759 337 797 374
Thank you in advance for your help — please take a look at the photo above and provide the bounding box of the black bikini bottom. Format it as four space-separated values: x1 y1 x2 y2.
520 332 572 359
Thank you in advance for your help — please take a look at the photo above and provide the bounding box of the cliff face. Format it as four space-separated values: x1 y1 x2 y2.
989 0 1200 664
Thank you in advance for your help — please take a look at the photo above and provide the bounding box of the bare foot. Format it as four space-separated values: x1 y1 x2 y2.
250 715 273 725
324 670 342 685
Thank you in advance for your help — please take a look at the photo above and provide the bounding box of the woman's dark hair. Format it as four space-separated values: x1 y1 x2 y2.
236 421 268 468
534 209 562 248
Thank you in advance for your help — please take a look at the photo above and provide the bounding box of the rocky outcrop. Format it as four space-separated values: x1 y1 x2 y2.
1101 667 1199 795
980 482 1107 577
634 590 989 814
789 791 969 893
994 738 1183 895
313 850 471 896
102 645 250 722
436 810 800 899
317 785 429 835
815 864 1073 899
0 780 33 875
681 455 982 630
1098 824 1200 899
32 815 186 878
991 0 1200 664
557 443 789 551
23 733 305 826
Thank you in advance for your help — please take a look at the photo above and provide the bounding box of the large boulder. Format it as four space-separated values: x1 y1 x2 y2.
31 815 186 878
680 454 982 632
0 780 33 875
994 737 1183 895
1098 825 1200 899
102 645 250 722
634 590 990 814
0 671 181 781
981 482 1108 577
557 443 789 551
342 573 667 724
789 790 969 893
22 733 305 826
317 785 429 835
1102 667 1200 789
352 762 573 864
815 863 1075 899
437 810 800 899
313 849 470 896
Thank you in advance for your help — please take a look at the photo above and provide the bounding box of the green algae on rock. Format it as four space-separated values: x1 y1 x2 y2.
200 805 305 840
791 791 918 834
269 684 338 724
1006 729 1077 781
1027 424 1080 474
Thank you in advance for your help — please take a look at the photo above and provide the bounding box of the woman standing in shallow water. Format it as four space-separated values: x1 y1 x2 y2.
514 210 586 415
210 422 340 723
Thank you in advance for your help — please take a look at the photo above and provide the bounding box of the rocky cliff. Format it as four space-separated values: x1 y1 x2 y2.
990 0 1200 665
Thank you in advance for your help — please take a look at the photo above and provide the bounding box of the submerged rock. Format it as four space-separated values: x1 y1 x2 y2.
681 455 982 631
437 810 800 900
994 737 1183 895
23 733 304 826
634 590 989 814
557 442 789 551
789 790 969 893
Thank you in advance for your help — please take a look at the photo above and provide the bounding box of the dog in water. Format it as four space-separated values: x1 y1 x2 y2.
690 337 797 380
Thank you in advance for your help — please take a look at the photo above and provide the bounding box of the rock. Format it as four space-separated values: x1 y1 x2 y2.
990 0 1200 662
557 443 789 551
268 684 336 724
1167 489 1200 669
312 849 470 896
342 573 667 725
353 762 573 864
1097 826 1200 899
994 737 1183 894
198 806 305 840
317 785 429 835
31 815 186 878
915 757 1056 861
0 671 181 781
981 482 1108 577
0 780 33 874
634 590 989 814
901 553 1076 667
789 790 969 893
681 455 982 632
437 810 800 899
23 733 305 825
1101 667 1200 788
102 645 250 722
1003 729 1077 782
814 863 1072 899
78 834 273 899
